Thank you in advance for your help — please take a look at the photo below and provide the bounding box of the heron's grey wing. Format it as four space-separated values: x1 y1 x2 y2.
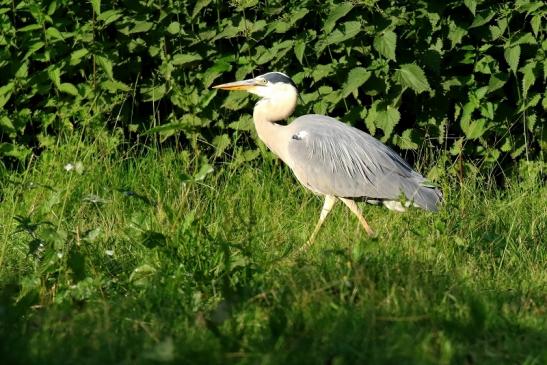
286 114 440 210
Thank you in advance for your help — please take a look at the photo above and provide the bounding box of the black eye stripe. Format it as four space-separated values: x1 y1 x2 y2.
260 72 296 88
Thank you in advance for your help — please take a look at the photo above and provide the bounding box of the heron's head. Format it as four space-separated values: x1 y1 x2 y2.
212 72 298 100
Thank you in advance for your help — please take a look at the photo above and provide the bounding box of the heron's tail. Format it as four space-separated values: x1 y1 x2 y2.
410 184 442 212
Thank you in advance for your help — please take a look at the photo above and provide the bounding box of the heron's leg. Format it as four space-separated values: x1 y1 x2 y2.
339 197 375 237
302 195 337 249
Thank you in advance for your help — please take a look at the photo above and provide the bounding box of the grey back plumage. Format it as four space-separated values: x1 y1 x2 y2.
287 114 441 211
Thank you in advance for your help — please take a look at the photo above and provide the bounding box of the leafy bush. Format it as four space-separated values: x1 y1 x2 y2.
0 0 545 171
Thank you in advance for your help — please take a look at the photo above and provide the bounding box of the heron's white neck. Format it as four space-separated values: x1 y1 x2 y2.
252 90 297 163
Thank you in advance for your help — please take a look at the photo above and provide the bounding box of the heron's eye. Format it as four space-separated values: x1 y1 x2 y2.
256 78 268 85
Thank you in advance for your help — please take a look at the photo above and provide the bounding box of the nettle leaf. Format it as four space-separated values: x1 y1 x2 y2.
59 83 78 96
97 9 122 25
269 8 308 34
213 134 231 157
228 115 253 131
0 83 14 108
15 62 29 79
141 84 166 102
509 32 536 47
90 0 100 15
394 64 431 94
317 20 361 54
376 104 401 141
504 45 520 73
96 55 114 80
166 22 181 35
172 53 202 66
202 62 232 88
373 30 397 61
294 39 306 65
45 27 63 41
520 61 537 98
47 66 61 87
469 9 495 28
487 72 509 92
70 49 89 64
531 15 541 36
448 22 468 48
192 0 213 19
221 91 249 111
101 80 131 92
341 67 371 98
323 2 354 34
464 0 477 15
461 118 487 140
123 21 154 35
394 129 419 150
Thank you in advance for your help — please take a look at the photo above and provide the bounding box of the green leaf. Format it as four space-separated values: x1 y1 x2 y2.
228 115 253 131
221 91 250 111
90 0 100 15
323 3 354 34
96 55 114 80
520 62 537 98
373 30 397 61
318 20 361 53
70 48 89 62
464 0 476 15
23 41 45 60
45 27 63 41
469 10 495 28
202 62 232 88
461 118 487 140
97 9 122 25
194 163 214 181
0 142 31 160
504 45 520 73
59 83 78 96
166 22 181 35
47 66 61 87
141 84 166 102
192 0 213 19
18 24 42 32
294 39 306 65
376 104 401 141
394 64 431 94
448 22 468 48
0 116 15 134
213 134 231 157
341 67 371 98
100 80 131 92
0 83 14 108
15 62 29 79
531 15 541 36
394 129 419 150
509 32 536 47
487 72 508 92
172 53 202 66
126 21 154 34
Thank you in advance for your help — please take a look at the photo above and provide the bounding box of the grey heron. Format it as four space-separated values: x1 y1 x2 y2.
213 72 441 247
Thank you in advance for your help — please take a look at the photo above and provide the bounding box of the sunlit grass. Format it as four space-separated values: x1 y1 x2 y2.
0 139 545 365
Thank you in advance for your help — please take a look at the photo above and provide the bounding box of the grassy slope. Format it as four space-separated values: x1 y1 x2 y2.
0 139 545 365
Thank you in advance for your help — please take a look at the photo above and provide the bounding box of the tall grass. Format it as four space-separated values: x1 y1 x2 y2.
0 137 545 364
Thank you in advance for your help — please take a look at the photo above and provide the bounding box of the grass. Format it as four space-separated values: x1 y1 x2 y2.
0 137 545 365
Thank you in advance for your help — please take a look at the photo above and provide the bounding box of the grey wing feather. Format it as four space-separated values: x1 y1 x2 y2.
287 114 441 211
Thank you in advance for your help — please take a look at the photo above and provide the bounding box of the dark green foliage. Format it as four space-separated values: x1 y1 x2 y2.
0 0 546 168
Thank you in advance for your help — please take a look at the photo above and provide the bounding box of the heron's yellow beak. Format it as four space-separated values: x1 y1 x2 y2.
212 79 259 91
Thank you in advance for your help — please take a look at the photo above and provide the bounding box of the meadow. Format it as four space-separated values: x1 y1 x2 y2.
0 136 545 364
